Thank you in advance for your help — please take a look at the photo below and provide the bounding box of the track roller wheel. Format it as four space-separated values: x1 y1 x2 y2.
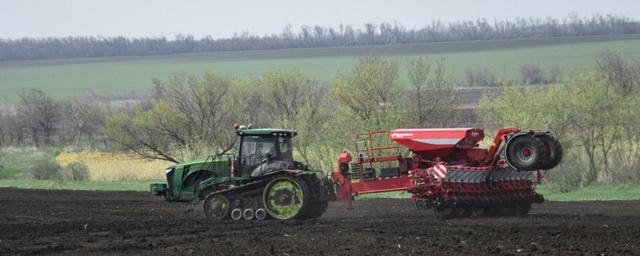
231 208 243 220
243 208 255 220
203 194 231 221
255 208 268 220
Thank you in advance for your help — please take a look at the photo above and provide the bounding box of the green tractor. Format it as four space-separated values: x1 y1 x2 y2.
150 126 330 220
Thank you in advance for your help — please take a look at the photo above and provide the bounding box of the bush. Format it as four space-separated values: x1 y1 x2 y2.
31 157 62 180
63 162 90 181
548 64 562 83
520 63 545 85
457 68 498 87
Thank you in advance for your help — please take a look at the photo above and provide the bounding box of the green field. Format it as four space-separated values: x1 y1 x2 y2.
0 179 162 191
1 34 640 100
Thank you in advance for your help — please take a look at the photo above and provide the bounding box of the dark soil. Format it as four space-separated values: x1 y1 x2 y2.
1 188 639 255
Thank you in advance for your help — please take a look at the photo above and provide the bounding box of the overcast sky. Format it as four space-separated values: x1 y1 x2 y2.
1 0 639 39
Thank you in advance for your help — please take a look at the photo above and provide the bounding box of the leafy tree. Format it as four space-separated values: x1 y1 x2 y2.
406 57 456 127
519 63 545 85
478 71 640 186
104 71 237 163
332 55 401 129
254 69 334 169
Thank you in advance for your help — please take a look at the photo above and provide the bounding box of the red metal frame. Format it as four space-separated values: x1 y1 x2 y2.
330 127 542 208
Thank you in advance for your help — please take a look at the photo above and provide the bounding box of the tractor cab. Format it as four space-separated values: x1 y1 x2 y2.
235 127 297 177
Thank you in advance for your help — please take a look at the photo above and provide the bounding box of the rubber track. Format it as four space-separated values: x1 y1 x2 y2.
206 171 328 219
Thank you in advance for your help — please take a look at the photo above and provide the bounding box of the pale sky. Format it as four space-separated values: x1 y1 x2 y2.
1 0 639 39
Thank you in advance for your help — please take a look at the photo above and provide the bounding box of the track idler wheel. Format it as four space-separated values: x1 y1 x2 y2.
203 194 231 221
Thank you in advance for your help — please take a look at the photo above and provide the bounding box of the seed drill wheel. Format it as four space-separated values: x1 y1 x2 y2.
505 134 546 171
203 194 231 221
536 133 563 170
262 176 310 220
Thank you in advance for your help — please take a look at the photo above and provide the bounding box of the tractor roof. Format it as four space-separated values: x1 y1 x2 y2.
236 128 297 137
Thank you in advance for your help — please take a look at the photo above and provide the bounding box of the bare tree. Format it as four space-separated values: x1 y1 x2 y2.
104 71 237 163
596 50 640 94
17 89 60 147
407 57 457 127
256 69 332 169
60 100 106 148
520 63 545 85
457 67 498 87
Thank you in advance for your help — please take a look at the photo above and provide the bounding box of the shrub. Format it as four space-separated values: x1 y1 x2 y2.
457 68 498 87
548 64 562 83
63 162 90 181
31 157 62 180
520 63 545 85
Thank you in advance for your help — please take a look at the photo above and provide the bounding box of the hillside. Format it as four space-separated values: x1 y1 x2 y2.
1 34 639 101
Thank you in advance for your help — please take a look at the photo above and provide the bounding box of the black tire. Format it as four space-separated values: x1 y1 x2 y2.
505 134 546 171
262 175 316 220
536 133 563 170
203 194 231 221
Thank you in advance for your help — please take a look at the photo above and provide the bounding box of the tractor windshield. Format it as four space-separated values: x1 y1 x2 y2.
239 135 293 176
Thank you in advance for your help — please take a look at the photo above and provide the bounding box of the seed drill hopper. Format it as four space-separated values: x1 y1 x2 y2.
330 128 562 218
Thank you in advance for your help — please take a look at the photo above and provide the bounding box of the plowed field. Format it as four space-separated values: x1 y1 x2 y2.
1 188 639 255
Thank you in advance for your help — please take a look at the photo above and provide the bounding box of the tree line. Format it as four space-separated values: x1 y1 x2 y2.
0 56 461 171
478 51 640 188
1 14 638 61
0 57 562 153
1 52 639 190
